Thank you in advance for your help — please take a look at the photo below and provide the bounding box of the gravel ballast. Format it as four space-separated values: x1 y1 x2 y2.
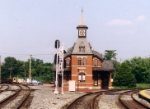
29 89 85 109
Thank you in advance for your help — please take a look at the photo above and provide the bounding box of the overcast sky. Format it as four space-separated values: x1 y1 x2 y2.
0 0 150 63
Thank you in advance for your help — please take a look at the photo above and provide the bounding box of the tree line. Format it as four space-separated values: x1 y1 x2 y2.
104 50 150 88
2 50 150 88
1 57 53 82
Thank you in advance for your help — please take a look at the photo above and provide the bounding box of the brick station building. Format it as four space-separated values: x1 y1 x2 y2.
53 13 114 90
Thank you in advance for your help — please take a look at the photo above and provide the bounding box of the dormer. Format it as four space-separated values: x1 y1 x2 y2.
79 41 85 52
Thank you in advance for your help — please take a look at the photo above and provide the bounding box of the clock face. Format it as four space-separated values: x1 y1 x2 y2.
79 29 85 36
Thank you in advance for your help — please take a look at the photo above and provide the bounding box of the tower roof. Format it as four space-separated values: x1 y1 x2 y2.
77 8 88 29
71 38 92 54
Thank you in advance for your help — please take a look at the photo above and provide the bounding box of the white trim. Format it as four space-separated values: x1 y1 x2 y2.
72 74 92 76
77 67 86 69
76 56 87 58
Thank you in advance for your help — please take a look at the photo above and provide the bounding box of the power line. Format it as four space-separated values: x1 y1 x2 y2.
0 53 55 56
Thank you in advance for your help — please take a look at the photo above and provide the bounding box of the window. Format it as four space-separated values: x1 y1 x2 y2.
78 57 82 65
78 72 86 82
93 73 98 86
78 57 86 65
66 59 70 66
79 41 85 52
82 57 86 65
94 59 98 66
79 46 85 52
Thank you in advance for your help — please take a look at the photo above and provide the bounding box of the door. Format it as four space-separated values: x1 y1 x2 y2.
101 73 109 89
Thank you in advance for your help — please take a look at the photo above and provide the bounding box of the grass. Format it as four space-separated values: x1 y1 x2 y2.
136 83 150 89
113 83 150 89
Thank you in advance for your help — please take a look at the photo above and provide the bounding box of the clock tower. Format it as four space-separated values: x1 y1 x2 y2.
77 9 88 38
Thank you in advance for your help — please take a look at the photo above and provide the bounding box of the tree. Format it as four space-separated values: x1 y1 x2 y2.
2 57 18 78
130 57 150 83
16 60 24 78
103 50 117 60
1 56 54 82
67 47 73 52
113 60 121 78
113 62 136 88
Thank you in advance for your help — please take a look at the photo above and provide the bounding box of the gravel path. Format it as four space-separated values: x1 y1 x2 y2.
0 91 15 101
98 95 120 109
29 90 85 109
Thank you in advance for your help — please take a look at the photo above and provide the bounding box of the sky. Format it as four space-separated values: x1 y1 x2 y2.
0 0 150 63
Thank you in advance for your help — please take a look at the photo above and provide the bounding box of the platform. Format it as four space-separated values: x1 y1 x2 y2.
139 89 150 101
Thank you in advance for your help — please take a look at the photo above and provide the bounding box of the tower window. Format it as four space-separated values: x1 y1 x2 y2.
79 46 85 52
79 41 85 52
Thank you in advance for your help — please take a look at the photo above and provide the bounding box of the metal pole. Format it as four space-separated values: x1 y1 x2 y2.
54 43 59 94
61 45 64 94
0 55 1 84
10 70 11 78
24 63 26 81
9 67 12 79
29 55 32 83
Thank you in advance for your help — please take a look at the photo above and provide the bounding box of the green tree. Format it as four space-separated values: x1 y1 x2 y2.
130 57 150 83
103 50 117 60
17 60 24 78
113 62 136 88
2 57 18 78
1 56 54 82
113 60 121 78
67 47 73 52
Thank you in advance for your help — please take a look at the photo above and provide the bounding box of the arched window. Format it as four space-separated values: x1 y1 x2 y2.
78 57 82 65
78 72 86 82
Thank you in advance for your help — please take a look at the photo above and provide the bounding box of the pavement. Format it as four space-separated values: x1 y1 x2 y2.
146 89 150 96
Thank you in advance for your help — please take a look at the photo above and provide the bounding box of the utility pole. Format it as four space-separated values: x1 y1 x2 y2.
9 65 13 79
0 55 1 84
23 63 26 81
29 55 32 83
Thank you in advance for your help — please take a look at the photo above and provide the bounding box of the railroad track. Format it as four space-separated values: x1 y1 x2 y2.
0 84 9 91
98 89 128 109
119 89 148 109
0 85 2 89
0 84 31 109
64 89 150 109
66 92 100 109
66 89 123 109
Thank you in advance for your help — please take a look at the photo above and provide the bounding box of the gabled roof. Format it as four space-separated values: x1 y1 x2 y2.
93 60 114 71
93 51 103 61
71 38 93 54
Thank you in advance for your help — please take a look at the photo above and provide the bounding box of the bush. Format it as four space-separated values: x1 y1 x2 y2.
113 62 136 88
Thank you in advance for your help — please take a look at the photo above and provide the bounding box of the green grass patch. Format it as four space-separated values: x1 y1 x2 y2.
112 86 133 89
136 83 150 88
113 83 150 89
